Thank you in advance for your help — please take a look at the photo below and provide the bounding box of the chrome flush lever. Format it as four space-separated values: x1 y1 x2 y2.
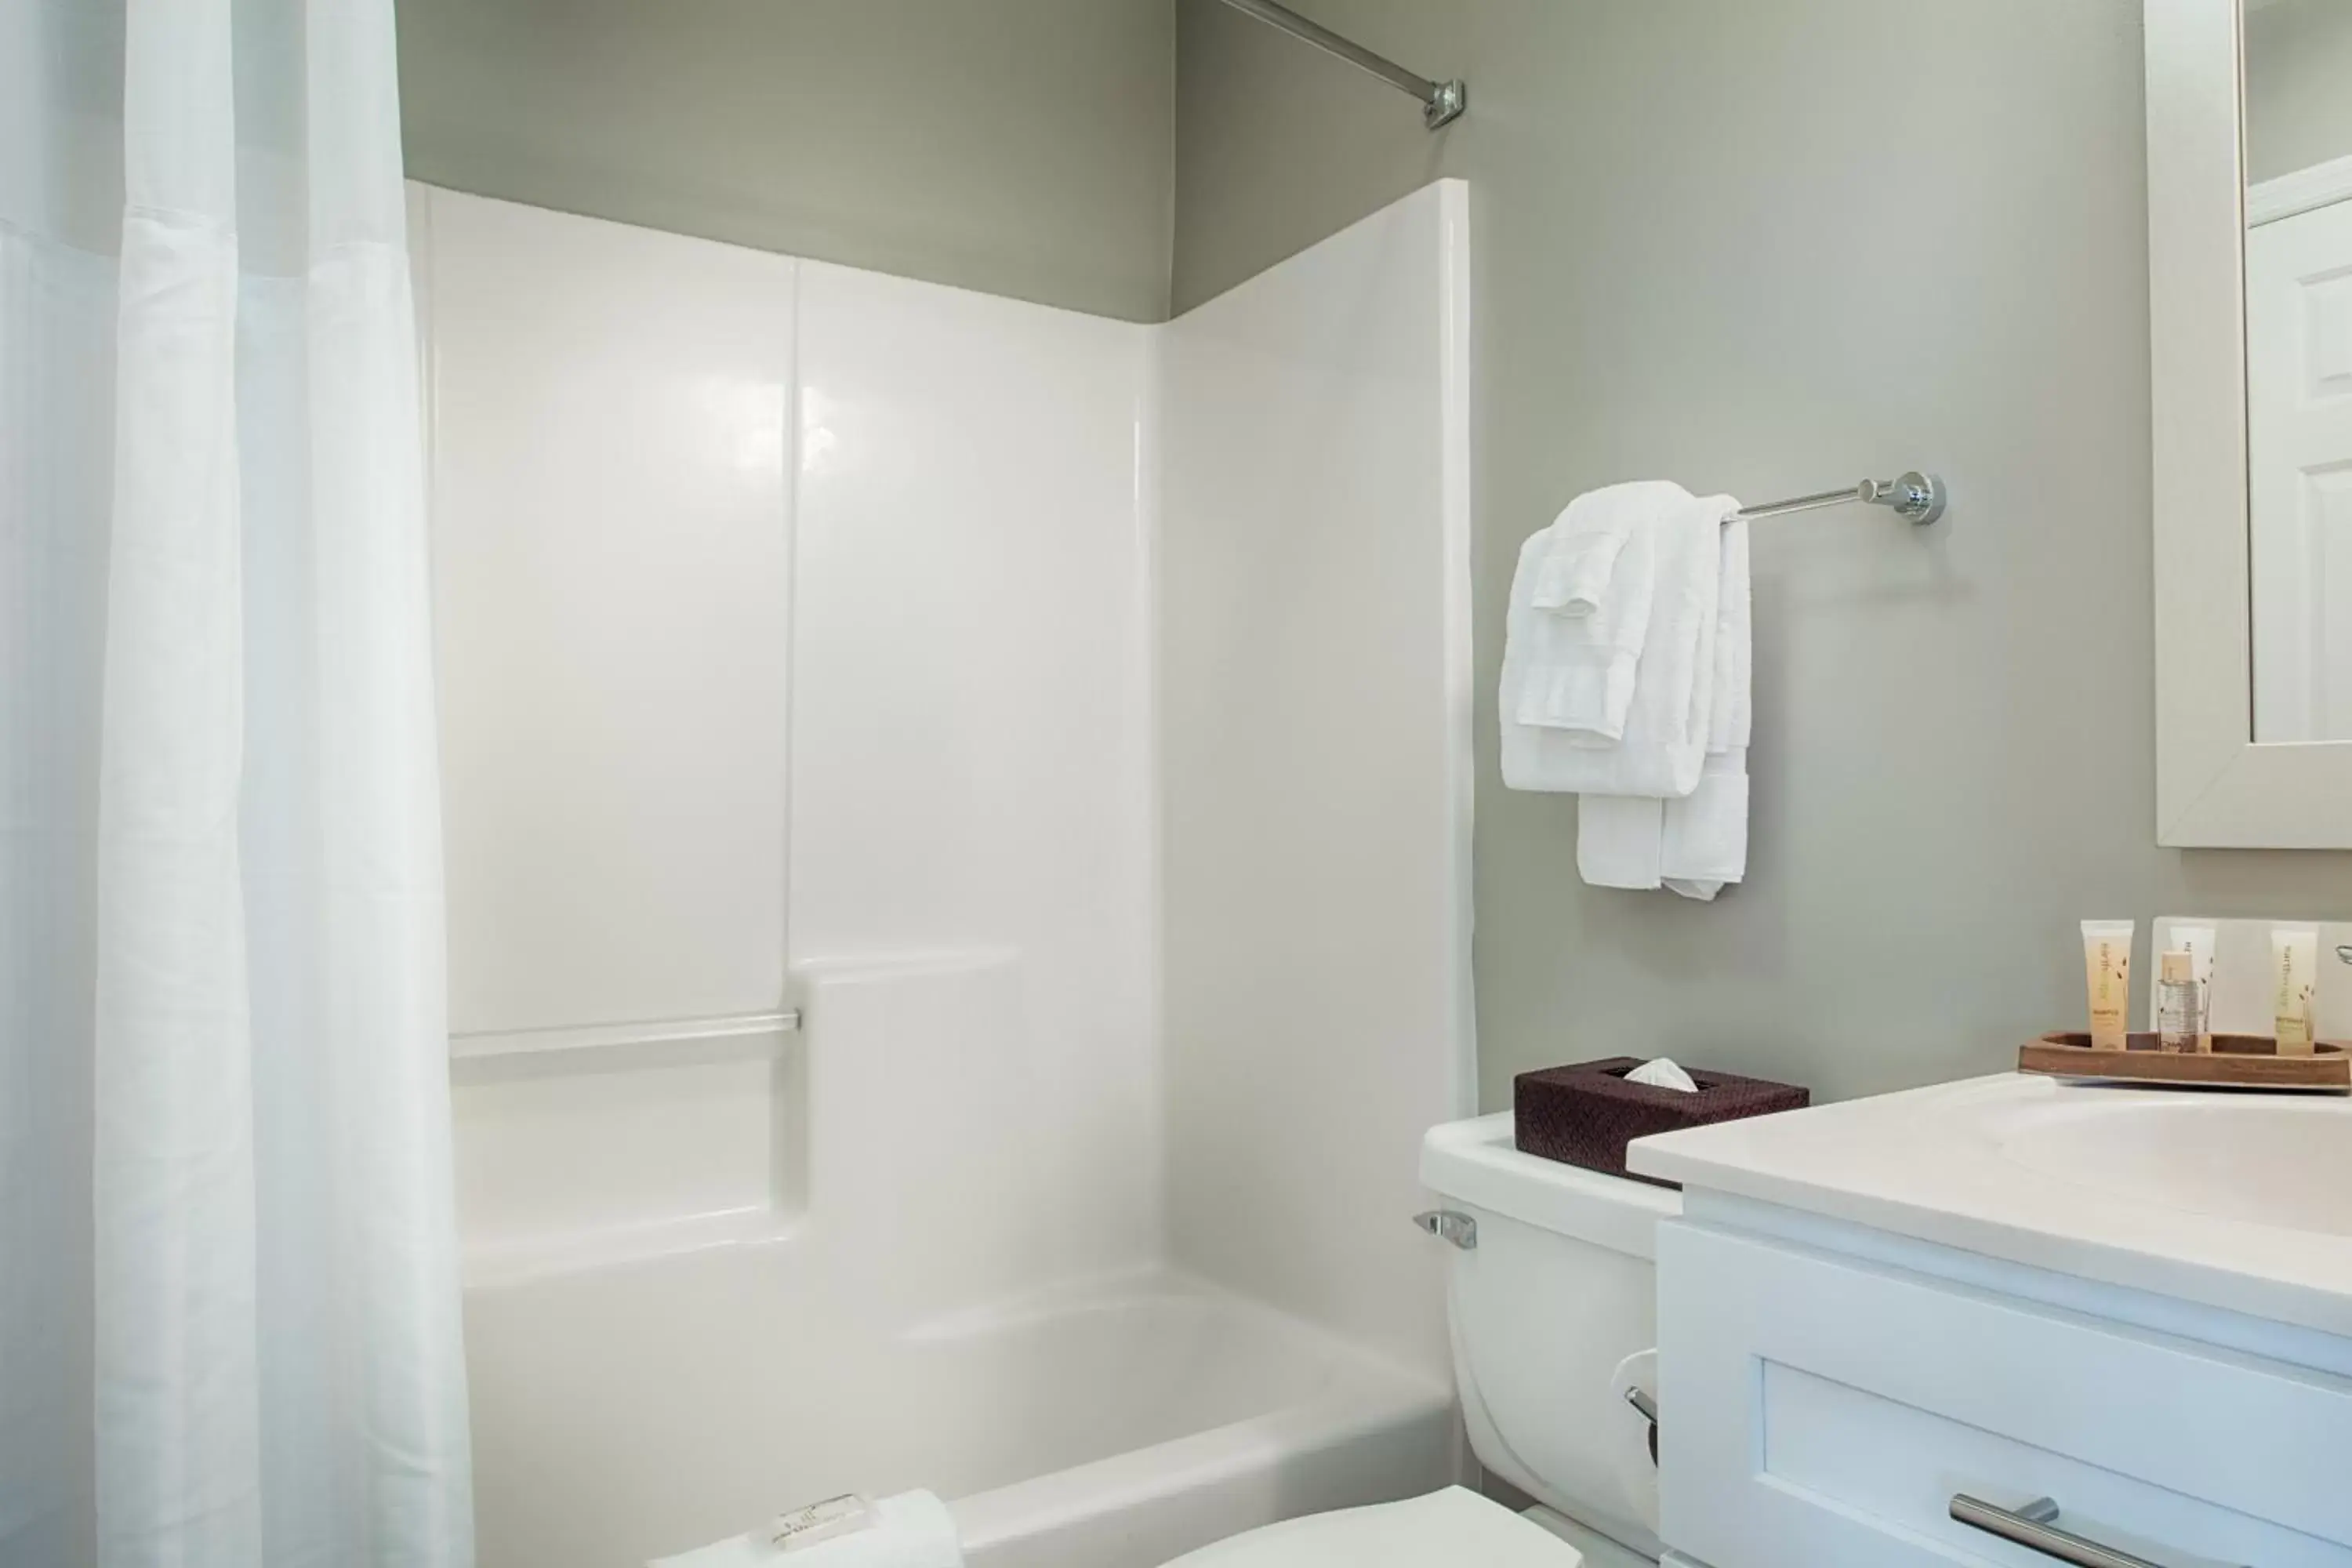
1410 1210 1476 1249
1623 1385 1660 1466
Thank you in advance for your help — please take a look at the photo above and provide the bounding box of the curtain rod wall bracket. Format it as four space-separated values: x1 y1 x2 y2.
1425 79 1468 130
1214 0 1468 131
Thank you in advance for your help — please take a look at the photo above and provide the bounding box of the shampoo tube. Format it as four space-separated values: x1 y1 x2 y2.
2274 926 2318 1056
2172 923 2216 1053
2082 920 2134 1051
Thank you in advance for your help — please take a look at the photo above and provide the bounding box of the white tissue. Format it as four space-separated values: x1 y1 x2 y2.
1625 1057 1699 1093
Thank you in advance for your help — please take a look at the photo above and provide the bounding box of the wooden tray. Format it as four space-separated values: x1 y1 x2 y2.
2019 1032 2352 1093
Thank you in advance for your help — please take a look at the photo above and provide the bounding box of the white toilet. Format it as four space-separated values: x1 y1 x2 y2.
1167 1112 1680 1567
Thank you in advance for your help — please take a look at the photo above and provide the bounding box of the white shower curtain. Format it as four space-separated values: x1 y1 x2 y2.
2 2 474 1565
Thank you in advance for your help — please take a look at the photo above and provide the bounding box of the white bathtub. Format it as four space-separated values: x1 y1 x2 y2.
464 1246 1456 1568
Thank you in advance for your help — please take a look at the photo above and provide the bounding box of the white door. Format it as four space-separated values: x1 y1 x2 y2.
2248 193 2352 740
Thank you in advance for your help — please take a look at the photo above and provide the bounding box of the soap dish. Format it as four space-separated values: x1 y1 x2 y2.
2017 1032 2352 1093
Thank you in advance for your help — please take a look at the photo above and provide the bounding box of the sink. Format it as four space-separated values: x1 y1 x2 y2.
1995 1098 2352 1239
1632 1073 2352 1339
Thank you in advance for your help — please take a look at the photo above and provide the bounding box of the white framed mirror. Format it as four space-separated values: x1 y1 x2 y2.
2149 0 2352 845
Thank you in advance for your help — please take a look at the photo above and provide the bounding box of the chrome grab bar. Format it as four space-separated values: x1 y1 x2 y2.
1950 1494 2244 1568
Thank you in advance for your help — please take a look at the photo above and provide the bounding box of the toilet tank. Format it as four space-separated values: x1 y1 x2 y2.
1420 1113 1680 1558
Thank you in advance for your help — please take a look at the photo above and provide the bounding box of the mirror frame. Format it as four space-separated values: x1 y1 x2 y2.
2148 0 2352 846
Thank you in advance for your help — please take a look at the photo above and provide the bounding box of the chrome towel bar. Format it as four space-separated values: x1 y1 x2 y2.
1736 471 1947 526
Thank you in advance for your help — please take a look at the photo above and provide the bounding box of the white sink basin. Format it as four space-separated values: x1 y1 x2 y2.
1996 1098 2352 1239
1629 1073 2352 1338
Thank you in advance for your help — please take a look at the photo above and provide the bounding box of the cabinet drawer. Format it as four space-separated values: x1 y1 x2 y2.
1657 1221 2352 1568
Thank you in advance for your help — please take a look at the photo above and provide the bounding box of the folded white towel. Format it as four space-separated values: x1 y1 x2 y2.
1661 517 1751 901
1661 749 1748 900
1575 793 1664 890
651 1492 963 1568
1697 514 1751 756
1530 528 1633 619
1508 481 1674 742
1503 484 1734 797
1555 502 1750 898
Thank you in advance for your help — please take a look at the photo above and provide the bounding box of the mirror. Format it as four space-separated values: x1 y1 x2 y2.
2147 0 2352 848
2245 0 2352 742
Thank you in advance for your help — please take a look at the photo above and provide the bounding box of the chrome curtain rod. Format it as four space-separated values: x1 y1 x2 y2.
1736 472 1948 526
1212 0 1467 129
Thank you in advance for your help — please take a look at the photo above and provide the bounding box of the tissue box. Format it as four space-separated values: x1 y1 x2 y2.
1513 1057 1809 1188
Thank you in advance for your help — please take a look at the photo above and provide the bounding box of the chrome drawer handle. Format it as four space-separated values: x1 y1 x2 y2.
1950 1494 2245 1568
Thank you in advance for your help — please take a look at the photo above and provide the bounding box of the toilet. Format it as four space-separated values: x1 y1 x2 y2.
1167 1112 1680 1567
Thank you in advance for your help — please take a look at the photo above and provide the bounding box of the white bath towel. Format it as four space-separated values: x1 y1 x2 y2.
1501 483 1733 799
651 1490 964 1568
1568 507 1751 897
1661 516 1751 901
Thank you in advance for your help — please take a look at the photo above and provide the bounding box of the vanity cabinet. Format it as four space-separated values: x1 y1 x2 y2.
1656 1214 2352 1568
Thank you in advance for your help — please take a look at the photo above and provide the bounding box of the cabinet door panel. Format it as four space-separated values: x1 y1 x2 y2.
1657 1220 2352 1568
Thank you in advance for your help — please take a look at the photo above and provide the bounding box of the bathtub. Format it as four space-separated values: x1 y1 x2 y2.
463 1244 1457 1568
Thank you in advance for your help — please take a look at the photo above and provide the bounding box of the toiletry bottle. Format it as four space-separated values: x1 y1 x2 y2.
2081 920 2134 1051
2274 926 2319 1056
2172 922 2216 1053
2158 950 2199 1054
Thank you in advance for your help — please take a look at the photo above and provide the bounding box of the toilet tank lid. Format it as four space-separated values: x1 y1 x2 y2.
1421 1113 1679 1258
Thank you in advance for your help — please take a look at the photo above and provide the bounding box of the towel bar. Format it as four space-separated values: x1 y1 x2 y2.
1735 472 1947 526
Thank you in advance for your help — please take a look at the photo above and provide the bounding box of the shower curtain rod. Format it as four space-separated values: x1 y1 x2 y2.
1212 0 1467 129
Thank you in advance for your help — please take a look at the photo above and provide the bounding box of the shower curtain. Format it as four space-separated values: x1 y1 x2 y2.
2 2 474 1565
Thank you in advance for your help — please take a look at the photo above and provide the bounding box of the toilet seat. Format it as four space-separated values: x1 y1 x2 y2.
1161 1486 1584 1566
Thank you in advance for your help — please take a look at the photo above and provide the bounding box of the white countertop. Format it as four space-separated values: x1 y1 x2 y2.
1627 1072 2352 1341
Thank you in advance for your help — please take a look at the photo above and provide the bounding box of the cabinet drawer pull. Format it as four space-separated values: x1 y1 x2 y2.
1949 1494 2241 1568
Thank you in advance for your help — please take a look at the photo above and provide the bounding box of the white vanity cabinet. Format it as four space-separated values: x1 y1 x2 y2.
1654 1206 2352 1568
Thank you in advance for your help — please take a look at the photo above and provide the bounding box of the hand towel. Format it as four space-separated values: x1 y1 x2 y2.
1503 484 1735 798
651 1491 964 1568
1661 749 1748 900
1507 481 1675 743
1576 793 1665 890
1659 515 1751 900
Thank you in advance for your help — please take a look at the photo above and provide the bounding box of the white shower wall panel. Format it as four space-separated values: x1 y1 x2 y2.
421 189 1158 1286
1157 180 1475 1379
424 189 797 1039
789 260 1160 1279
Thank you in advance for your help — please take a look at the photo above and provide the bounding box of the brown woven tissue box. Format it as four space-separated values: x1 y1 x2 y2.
1514 1057 1809 1188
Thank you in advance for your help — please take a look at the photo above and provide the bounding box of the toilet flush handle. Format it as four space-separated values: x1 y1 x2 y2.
1624 1385 1661 1466
1410 1210 1477 1248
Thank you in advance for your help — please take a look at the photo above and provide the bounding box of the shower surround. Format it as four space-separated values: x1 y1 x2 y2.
416 179 1472 1568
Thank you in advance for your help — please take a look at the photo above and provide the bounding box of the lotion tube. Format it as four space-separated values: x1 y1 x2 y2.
2081 920 2134 1051
2273 926 2319 1056
2172 922 2216 1052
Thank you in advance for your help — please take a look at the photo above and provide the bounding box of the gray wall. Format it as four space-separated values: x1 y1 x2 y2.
1174 0 2352 1107
397 0 1174 321
2245 0 2352 184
